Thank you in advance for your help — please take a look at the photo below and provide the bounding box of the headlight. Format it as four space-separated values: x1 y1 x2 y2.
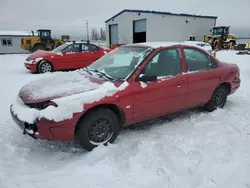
25 59 35 64
27 101 58 110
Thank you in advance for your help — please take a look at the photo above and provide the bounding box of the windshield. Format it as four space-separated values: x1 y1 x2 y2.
52 43 69 53
212 28 223 35
88 46 153 79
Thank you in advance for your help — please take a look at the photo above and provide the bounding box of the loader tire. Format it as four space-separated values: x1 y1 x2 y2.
32 44 46 52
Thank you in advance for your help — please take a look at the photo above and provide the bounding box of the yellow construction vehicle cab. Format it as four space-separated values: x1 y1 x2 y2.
204 26 236 50
21 29 67 52
61 35 70 42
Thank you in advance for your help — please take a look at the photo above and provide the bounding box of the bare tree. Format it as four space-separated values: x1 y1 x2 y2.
91 28 98 40
100 28 106 40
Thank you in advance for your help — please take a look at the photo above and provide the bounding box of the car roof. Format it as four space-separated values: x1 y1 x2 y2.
64 41 97 45
123 41 208 50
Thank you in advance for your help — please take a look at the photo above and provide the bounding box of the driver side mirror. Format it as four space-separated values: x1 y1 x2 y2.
137 74 157 82
61 50 66 54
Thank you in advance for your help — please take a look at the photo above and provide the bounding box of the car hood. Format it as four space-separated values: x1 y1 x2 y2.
26 50 55 61
19 71 107 104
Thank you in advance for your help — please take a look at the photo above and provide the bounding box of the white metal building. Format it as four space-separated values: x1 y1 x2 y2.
0 31 35 54
105 9 217 48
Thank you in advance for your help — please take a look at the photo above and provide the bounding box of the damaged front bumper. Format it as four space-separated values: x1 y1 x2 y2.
10 105 39 139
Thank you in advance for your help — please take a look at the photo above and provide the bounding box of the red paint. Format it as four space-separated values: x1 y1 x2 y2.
24 42 111 72
16 44 241 141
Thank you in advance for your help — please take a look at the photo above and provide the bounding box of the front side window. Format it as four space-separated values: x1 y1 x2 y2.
141 48 181 77
184 48 216 72
1 38 12 46
64 43 80 53
88 46 153 79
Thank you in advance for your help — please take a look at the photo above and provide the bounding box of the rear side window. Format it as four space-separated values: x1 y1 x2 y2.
81 44 99 52
91 45 99 52
184 48 216 72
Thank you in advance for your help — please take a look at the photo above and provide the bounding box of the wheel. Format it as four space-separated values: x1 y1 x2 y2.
203 85 229 112
229 41 236 50
32 44 45 52
74 108 120 151
37 61 53 73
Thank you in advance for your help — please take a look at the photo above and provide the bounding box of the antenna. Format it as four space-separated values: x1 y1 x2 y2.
86 20 89 43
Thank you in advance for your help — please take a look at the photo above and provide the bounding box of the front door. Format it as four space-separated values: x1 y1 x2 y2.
182 47 221 107
54 43 82 70
132 47 188 122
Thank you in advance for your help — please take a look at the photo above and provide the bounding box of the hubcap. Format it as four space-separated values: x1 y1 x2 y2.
213 89 225 107
41 63 51 73
88 118 113 145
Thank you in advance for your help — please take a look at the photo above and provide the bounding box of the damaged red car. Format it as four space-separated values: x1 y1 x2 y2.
11 42 240 151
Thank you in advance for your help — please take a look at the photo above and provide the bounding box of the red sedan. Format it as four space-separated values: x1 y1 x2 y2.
24 41 111 73
11 42 240 151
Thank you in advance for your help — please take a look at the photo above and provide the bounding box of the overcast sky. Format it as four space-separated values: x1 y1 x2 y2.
0 0 249 39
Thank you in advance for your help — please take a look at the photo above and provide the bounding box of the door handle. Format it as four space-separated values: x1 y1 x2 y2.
176 80 185 85
176 80 185 88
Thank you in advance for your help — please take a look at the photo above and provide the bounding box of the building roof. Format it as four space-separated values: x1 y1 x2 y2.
0 30 37 36
105 9 218 23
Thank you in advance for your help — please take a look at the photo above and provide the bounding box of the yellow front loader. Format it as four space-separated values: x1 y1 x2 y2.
204 26 237 50
21 29 68 52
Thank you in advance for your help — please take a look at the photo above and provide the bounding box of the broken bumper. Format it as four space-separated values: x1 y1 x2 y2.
24 63 37 71
10 105 39 139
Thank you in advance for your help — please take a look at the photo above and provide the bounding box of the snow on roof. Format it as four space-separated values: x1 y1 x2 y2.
183 41 210 45
132 42 183 48
0 30 37 36
105 9 218 23
124 41 212 51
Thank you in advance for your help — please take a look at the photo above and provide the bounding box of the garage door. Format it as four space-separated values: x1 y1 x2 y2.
134 19 146 33
109 24 118 44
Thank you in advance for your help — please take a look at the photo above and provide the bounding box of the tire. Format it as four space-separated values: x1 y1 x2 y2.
74 108 120 151
203 85 229 112
37 61 53 73
32 44 45 52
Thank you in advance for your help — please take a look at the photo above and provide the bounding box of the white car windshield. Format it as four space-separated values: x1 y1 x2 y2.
88 46 153 79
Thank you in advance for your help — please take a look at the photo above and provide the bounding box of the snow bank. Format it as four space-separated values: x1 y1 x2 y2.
12 78 128 123
2 52 250 188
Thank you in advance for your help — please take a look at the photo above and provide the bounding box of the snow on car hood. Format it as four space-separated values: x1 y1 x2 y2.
19 70 104 103
12 71 129 123
26 50 55 61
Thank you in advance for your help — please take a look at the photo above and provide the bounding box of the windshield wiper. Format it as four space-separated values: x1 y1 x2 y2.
90 69 116 81
83 67 93 75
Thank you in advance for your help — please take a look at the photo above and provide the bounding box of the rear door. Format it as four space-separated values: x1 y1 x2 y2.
53 43 82 70
183 47 221 107
132 47 188 122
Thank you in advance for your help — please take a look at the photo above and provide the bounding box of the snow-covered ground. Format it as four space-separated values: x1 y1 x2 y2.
0 51 250 188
